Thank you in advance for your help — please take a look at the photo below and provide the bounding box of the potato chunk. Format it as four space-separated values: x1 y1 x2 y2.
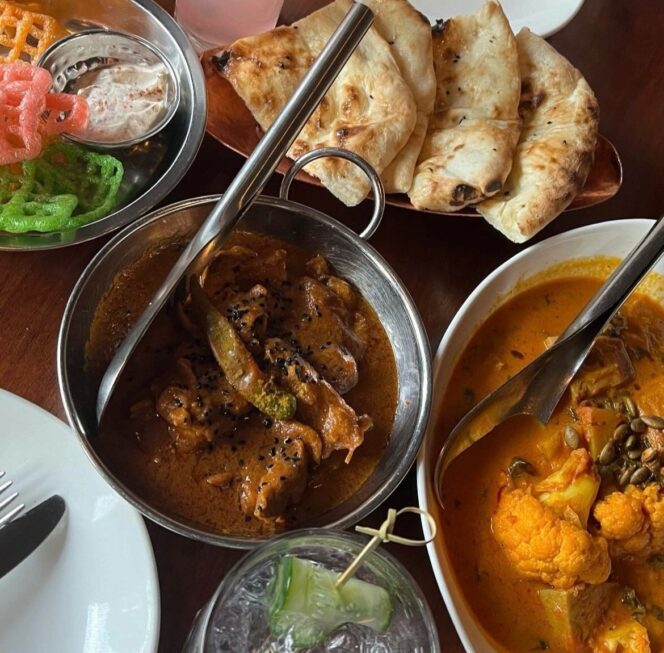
538 583 619 652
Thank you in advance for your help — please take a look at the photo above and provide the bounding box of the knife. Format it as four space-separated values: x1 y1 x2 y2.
0 495 66 579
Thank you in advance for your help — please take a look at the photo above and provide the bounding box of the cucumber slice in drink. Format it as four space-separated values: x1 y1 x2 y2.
267 556 393 649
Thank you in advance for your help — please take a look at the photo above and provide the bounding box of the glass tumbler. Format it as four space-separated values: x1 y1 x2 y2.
183 528 440 653
175 0 285 52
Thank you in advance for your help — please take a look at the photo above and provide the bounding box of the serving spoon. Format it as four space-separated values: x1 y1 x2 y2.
95 2 375 424
435 217 664 502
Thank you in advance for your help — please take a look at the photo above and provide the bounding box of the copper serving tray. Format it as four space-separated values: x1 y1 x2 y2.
203 52 622 215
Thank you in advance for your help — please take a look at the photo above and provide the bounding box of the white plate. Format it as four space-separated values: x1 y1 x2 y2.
412 0 585 37
417 219 657 652
0 390 160 653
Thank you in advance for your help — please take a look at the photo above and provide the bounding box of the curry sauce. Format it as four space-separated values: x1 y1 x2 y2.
87 231 397 538
436 275 664 653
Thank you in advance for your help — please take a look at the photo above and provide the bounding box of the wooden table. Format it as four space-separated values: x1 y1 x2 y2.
1 1 663 650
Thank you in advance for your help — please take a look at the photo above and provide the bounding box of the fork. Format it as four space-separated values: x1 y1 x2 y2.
0 472 25 527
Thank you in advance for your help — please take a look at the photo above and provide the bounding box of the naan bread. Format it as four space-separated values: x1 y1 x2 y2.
212 0 417 206
408 0 521 212
477 29 599 242
360 0 436 194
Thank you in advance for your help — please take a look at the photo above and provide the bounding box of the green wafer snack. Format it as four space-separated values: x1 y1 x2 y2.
0 142 124 233
34 143 124 227
0 162 78 233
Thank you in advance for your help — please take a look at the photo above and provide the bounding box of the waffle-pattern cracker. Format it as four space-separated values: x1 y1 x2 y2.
0 0 60 64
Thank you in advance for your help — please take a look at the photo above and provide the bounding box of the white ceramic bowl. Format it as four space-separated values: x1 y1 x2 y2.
416 218 658 652
412 0 585 38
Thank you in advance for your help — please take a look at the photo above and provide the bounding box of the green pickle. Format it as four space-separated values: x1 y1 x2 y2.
190 279 297 421
267 556 393 648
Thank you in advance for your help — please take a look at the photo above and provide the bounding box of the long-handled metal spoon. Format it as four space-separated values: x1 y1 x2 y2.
435 217 664 501
95 2 375 423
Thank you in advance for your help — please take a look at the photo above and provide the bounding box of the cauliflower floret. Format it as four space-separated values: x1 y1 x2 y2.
590 609 651 653
594 484 664 558
536 448 601 528
593 491 649 554
493 486 611 588
641 485 664 552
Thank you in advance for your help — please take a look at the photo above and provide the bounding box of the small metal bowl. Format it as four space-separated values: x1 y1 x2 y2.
38 29 181 149
0 0 206 251
58 193 432 549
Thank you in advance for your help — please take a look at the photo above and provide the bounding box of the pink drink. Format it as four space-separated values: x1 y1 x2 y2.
175 0 285 51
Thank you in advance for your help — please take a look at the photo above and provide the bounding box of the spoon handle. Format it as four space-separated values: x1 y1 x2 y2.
525 218 664 421
435 218 664 493
561 218 664 338
192 1 376 260
96 2 375 423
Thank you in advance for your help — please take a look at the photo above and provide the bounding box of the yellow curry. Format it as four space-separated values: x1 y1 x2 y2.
438 269 664 653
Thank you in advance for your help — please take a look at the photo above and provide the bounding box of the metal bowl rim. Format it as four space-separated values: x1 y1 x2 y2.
58 194 432 549
38 28 182 149
0 0 206 252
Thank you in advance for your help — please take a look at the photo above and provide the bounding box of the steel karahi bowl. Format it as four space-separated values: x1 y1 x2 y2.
58 194 432 548
0 0 206 251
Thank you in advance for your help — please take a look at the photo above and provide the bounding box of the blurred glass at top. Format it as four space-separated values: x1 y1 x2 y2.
175 0 285 52
183 529 440 653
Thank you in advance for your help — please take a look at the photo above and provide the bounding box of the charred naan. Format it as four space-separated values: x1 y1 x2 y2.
477 29 599 242
408 0 521 212
212 0 417 206
360 0 436 194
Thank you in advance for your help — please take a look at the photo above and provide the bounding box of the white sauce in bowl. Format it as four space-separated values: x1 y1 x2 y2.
76 63 169 143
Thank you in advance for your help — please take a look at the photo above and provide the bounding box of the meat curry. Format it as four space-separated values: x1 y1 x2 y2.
437 264 664 653
87 231 397 537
